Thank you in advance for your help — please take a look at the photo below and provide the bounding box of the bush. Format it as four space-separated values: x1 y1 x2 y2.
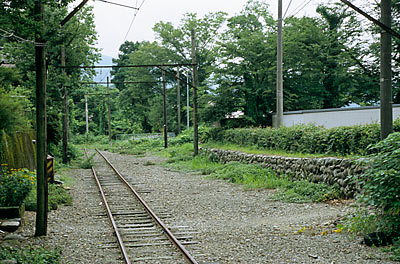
358 132 400 234
0 165 35 207
205 121 400 156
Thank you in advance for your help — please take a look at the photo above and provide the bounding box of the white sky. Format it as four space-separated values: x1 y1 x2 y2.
74 0 323 58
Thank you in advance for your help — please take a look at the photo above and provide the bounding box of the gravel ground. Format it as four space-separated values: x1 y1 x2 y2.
1 151 397 263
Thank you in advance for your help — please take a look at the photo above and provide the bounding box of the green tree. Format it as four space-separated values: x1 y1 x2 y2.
210 0 276 126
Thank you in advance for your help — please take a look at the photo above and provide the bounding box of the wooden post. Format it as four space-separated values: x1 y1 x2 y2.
162 67 168 148
34 0 48 237
276 0 283 128
107 77 111 142
176 68 181 135
380 0 393 139
191 29 198 156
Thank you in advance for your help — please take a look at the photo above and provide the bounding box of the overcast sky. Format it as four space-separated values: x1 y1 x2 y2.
75 0 324 58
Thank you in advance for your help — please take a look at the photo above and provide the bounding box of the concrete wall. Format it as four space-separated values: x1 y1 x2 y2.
201 148 367 198
272 104 400 128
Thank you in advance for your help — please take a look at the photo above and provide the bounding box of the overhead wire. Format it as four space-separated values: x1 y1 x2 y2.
287 0 313 18
123 0 146 41
283 0 294 19
97 0 138 10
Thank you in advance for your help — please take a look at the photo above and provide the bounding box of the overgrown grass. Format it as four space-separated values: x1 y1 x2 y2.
209 162 290 189
163 144 344 203
203 142 337 158
25 173 73 211
272 180 343 203
0 246 61 263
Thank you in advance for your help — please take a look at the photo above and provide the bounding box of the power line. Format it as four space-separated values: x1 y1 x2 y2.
97 0 139 10
123 0 146 41
283 0 294 19
287 0 312 18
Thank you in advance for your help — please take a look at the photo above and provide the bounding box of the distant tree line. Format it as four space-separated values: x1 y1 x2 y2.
1 0 400 151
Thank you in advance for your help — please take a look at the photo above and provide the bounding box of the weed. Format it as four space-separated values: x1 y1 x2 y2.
143 161 155 166
272 180 343 203
80 152 96 169
25 183 72 211
0 246 61 263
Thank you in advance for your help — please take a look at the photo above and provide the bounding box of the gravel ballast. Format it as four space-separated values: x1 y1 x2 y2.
1 151 396 263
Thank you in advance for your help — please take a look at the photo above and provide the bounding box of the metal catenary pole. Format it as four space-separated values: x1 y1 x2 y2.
107 77 112 142
191 29 199 156
187 73 190 130
276 0 283 128
162 67 168 148
85 94 89 134
176 68 181 135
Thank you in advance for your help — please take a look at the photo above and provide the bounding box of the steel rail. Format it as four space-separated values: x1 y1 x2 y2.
84 148 132 264
95 149 198 264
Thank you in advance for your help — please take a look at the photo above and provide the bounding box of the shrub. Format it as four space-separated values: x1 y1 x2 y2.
358 132 400 234
0 165 35 207
205 121 400 156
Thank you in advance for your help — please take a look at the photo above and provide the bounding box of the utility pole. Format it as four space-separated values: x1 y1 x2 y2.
276 0 283 128
61 31 69 164
34 0 48 237
176 68 181 135
186 73 190 130
191 29 199 156
162 67 168 148
339 0 395 139
85 94 89 134
380 0 393 139
107 77 111 142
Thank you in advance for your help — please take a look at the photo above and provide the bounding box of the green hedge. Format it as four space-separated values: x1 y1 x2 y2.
204 119 400 156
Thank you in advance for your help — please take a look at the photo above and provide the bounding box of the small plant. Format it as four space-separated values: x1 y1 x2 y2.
25 183 72 211
80 152 96 169
143 161 155 166
0 245 61 263
0 164 35 207
210 162 289 189
273 180 343 203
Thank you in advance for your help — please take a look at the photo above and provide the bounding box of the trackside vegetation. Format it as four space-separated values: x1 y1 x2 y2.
93 125 400 260
203 120 400 156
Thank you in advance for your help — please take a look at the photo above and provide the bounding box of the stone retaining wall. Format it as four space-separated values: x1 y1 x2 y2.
201 148 367 198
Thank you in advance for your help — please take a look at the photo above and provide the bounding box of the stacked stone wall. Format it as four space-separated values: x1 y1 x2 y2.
201 148 366 198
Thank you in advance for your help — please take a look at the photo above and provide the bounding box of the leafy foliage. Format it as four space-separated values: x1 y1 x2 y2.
358 132 400 233
0 165 35 207
273 180 343 203
0 246 61 264
204 121 400 156
25 183 72 211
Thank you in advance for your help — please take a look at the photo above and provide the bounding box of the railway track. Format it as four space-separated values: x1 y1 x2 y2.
85 148 200 264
